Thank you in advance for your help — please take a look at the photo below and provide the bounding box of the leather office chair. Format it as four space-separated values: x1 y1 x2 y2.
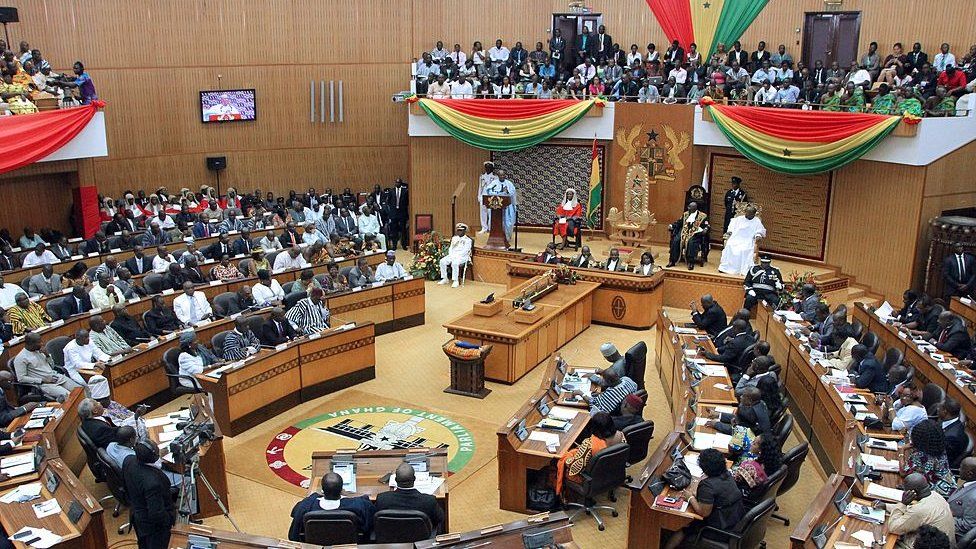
302 510 359 545
772 413 793 454
883 347 904 370
18 275 31 292
163 347 202 396
283 291 305 311
265 250 283 270
212 292 239 317
921 382 946 417
237 258 255 277
959 525 976 549
691 497 777 549
564 442 630 531
618 420 655 488
860 331 880 355
77 428 105 483
44 336 72 370
6 359 48 404
282 281 296 295
373 509 433 543
45 297 67 321
624 342 648 390
339 266 355 280
142 273 166 294
96 448 132 534
211 331 230 359
771 442 810 525
743 464 787 509
850 319 865 341
244 316 266 338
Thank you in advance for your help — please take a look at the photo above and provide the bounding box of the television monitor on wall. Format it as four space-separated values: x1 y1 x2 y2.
199 89 256 123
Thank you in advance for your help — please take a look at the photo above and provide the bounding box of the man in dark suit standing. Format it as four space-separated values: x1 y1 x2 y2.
289 472 375 541
57 285 93 319
729 41 749 70
938 398 967 470
690 294 728 337
575 26 595 65
549 29 567 74
750 41 770 71
723 176 748 232
123 442 177 549
595 25 613 63
376 463 444 534
932 311 973 357
389 179 410 251
851 344 889 394
259 307 298 347
125 246 153 276
943 243 975 299
664 40 684 71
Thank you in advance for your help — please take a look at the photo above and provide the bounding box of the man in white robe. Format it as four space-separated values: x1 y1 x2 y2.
478 162 497 234
719 206 766 276
439 224 473 288
485 169 517 243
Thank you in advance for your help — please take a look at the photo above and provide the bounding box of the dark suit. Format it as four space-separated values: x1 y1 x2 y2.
288 494 374 541
106 218 138 235
575 34 596 63
692 302 728 337
278 230 302 248
0 388 27 427
730 49 749 69
943 418 967 470
260 317 297 346
111 316 153 345
906 50 928 73
81 417 119 448
535 252 559 265
389 185 409 250
750 50 771 71
664 46 684 69
122 456 176 549
205 241 231 260
0 254 15 271
950 480 976 538
232 237 254 256
943 252 976 298
569 254 593 268
703 331 754 369
334 217 358 238
854 356 889 394
935 320 973 357
375 488 443 531
57 295 93 319
125 255 153 276
84 238 111 255
595 33 613 61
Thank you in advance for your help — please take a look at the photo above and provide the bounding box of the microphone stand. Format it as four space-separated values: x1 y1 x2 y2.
511 205 521 252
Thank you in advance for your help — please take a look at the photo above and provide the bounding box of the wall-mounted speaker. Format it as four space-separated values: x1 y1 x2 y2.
0 7 19 23
206 156 227 171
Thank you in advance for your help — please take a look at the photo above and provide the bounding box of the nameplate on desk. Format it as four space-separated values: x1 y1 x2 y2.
480 524 504 534
334 256 344 261
208 280 222 286
403 275 413 281
275 343 289 351
70 255 83 261
90 307 104 314
6 336 23 347
962 297 973 305
352 287 362 292
87 252 99 257
145 339 159 348
197 319 212 327
162 289 175 295
229 313 242 320
371 281 384 288
110 248 122 253
9 247 20 253
49 320 64 328
272 268 284 275
128 297 140 303
68 238 83 243
434 533 462 543
526 512 550 523
308 332 322 340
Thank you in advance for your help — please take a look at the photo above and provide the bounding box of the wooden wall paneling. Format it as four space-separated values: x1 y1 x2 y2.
826 160 925 302
0 173 74 235
409 137 489 238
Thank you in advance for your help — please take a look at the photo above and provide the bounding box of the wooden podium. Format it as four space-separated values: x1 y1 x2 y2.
443 342 493 398
483 194 511 250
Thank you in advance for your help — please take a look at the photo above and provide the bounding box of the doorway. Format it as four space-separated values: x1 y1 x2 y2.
551 13 603 70
802 11 861 69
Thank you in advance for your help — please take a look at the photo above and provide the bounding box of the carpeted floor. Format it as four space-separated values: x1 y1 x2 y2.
94 234 828 548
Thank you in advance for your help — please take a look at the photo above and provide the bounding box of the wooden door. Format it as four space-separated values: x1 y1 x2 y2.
802 12 861 68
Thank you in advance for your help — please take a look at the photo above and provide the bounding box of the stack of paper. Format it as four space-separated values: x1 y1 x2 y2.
674 327 697 335
866 438 898 451
1 453 35 477
32 498 61 519
527 431 561 446
0 483 41 504
547 406 578 421
700 365 727 377
844 501 885 524
781 311 804 322
860 453 899 472
874 301 894 320
684 452 703 478
8 527 62 548
692 432 733 451
864 482 904 502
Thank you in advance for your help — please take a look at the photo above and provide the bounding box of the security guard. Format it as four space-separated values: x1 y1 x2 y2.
723 176 748 232
743 254 783 310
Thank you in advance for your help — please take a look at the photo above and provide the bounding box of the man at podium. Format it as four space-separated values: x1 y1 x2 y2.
484 169 517 242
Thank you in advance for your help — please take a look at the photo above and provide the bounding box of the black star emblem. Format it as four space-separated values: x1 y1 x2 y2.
502 127 510 134
782 148 792 156
646 130 659 141
703 1 711 7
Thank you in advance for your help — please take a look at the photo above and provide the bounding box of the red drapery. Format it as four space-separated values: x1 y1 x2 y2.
0 100 105 176
645 0 695 52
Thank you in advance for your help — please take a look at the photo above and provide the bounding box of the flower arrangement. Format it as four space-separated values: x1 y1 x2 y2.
780 270 818 309
410 231 446 280
554 264 578 285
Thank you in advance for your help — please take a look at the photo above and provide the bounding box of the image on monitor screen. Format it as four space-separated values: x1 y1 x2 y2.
200 89 256 122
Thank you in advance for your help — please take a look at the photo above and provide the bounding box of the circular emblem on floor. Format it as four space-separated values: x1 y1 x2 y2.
265 406 476 489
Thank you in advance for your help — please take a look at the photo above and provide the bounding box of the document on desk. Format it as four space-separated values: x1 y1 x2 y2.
864 482 904 502
674 327 698 335
528 431 561 446
866 438 898 451
693 432 732 451
874 301 894 320
860 453 899 472
143 416 175 428
32 498 61 519
712 405 735 414
332 463 357 493
683 452 703 478
700 364 727 377
157 430 180 443
8 527 62 548
547 406 579 421
0 483 41 504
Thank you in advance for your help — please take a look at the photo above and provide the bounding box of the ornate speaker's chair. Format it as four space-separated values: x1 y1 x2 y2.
606 165 657 248
724 201 765 265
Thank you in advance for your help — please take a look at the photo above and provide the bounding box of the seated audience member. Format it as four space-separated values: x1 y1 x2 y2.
274 247 310 271
152 246 177 274
0 371 39 426
89 315 132 357
0 276 25 308
89 273 125 309
903 295 942 339
851 343 889 394
122 442 178 549
20 243 58 268
598 343 627 379
13 332 82 401
173 282 213 327
731 433 782 500
57 284 93 319
88 374 134 425
893 290 921 325
78 397 119 448
260 307 298 346
890 387 929 434
211 254 244 280
438 224 473 288
63 329 110 386
374 251 407 282
27 265 62 297
143 295 184 335
535 242 560 264
702 319 754 373
321 262 350 293
84 231 111 255
733 355 776 397
376 463 444 533
348 257 375 288
708 386 770 436
757 375 784 423
18 228 45 250
113 268 143 299
8 292 52 336
885 473 955 546
0 243 17 271
61 261 92 289
634 251 660 275
612 393 646 430
258 230 283 252
204 233 232 260
286 288 330 335
904 419 957 498
713 309 752 349
571 368 638 415
691 294 728 337
222 318 261 360
111 304 153 345
950 457 976 539
666 448 746 549
252 269 285 306
887 365 911 398
555 411 626 496
795 283 820 322
289 472 375 541
936 398 967 470
357 206 386 250
291 269 321 295
552 188 582 249
232 229 255 256
177 331 220 388
603 248 627 272
931 312 972 357
334 209 358 238
569 245 594 268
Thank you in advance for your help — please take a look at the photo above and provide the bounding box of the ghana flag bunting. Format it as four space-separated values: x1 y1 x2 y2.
645 0 769 59
703 101 902 175
412 98 603 152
